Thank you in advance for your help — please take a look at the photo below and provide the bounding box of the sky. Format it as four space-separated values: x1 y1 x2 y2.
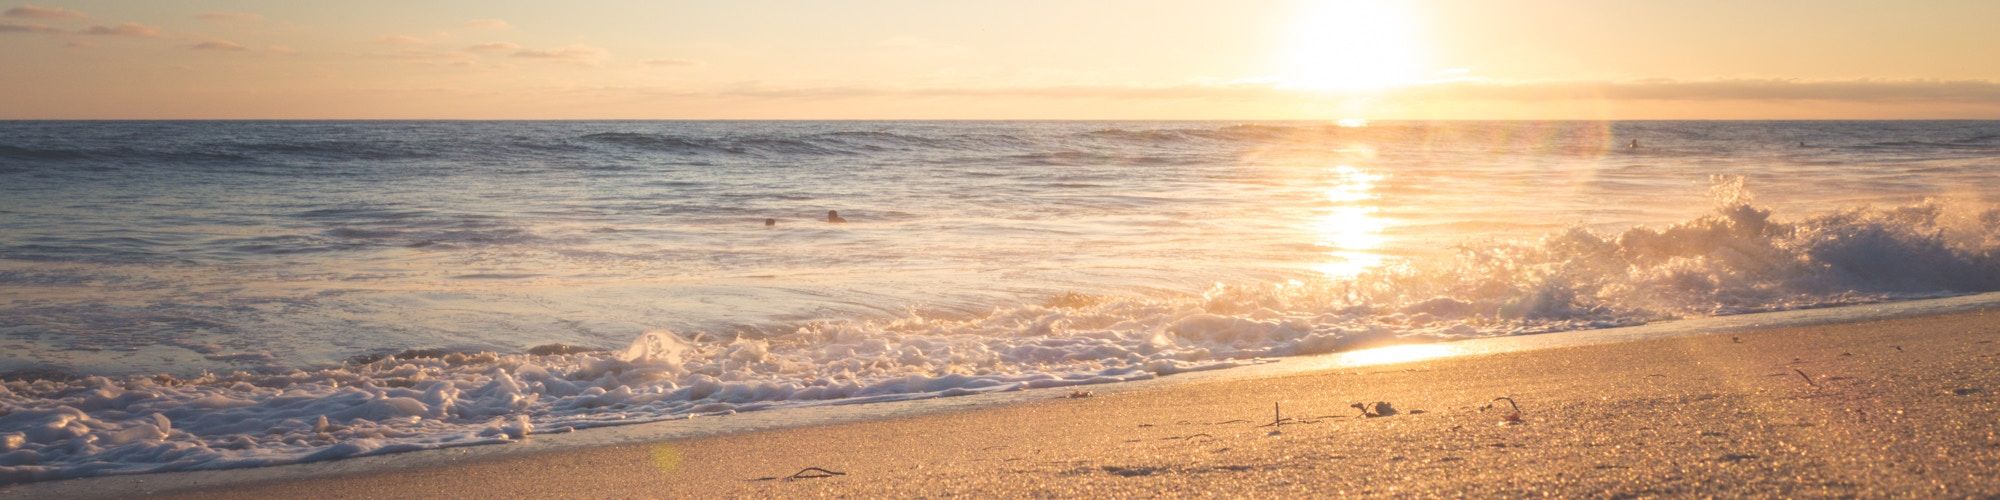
3 0 1999 119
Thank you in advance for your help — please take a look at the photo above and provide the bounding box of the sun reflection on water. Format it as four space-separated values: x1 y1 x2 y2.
1312 164 1391 278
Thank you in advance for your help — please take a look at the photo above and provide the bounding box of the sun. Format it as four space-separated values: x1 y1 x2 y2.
1276 0 1428 92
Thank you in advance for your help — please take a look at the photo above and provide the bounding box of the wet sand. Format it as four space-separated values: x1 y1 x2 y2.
20 307 2000 498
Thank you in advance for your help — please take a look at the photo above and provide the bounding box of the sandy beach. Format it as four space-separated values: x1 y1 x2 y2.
10 305 1987 498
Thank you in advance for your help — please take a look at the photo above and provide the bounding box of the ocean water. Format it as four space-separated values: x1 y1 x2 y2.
2 120 1997 481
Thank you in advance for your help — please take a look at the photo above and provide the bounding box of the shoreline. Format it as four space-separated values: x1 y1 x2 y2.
8 293 1999 498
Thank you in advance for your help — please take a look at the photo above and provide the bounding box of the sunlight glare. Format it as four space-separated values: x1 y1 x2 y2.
1277 0 1428 92
1334 343 1456 367
1312 165 1391 278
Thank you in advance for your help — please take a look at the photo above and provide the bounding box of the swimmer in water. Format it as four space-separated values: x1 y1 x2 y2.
764 218 776 227
826 210 847 223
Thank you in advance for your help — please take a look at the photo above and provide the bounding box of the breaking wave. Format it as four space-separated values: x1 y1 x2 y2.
4 189 1997 483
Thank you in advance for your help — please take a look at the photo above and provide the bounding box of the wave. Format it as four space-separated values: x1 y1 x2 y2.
236 140 438 161
0 145 90 161
809 130 951 150
578 127 1316 159
6 122 1997 172
3 183 1997 483
580 132 885 156
0 145 252 165
1848 141 2000 154
3 126 1293 168
982 151 1206 166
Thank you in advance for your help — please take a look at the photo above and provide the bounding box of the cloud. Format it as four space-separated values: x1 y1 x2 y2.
375 34 430 46
1394 78 2000 103
643 58 701 67
464 42 521 53
361 47 479 66
874 36 969 56
652 79 2000 105
81 22 160 37
463 18 510 30
4 5 86 20
510 44 609 64
0 21 60 33
190 40 249 51
197 11 264 23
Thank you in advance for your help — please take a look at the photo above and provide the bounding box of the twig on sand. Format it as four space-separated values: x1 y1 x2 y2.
1177 419 1250 426
1163 433 1215 441
1481 396 1524 425
749 467 850 481
1793 368 1818 387
789 467 847 479
1259 402 1297 434
1259 402 1294 427
1350 401 1399 418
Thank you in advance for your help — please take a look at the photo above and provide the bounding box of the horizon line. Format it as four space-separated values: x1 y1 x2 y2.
4 118 1998 122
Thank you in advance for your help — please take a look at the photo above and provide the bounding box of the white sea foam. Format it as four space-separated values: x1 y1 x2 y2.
3 192 1997 483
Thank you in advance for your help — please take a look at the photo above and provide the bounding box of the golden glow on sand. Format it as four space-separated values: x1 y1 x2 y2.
1334 343 1456 367
1276 0 1429 92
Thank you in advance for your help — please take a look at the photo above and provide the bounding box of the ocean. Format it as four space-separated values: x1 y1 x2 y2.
2 120 1997 481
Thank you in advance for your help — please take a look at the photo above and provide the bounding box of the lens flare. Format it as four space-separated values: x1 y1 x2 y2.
652 444 683 473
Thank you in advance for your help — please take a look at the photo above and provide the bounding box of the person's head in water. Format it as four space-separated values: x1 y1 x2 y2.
827 210 846 223
764 218 776 227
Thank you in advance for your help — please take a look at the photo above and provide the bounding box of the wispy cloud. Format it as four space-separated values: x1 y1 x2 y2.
510 44 609 64
375 34 430 46
649 79 2000 104
873 36 969 57
190 40 249 52
197 11 264 23
4 5 86 20
0 21 61 33
643 58 701 67
81 22 161 37
464 42 521 53
359 47 479 67
463 18 510 30
1400 79 2000 103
